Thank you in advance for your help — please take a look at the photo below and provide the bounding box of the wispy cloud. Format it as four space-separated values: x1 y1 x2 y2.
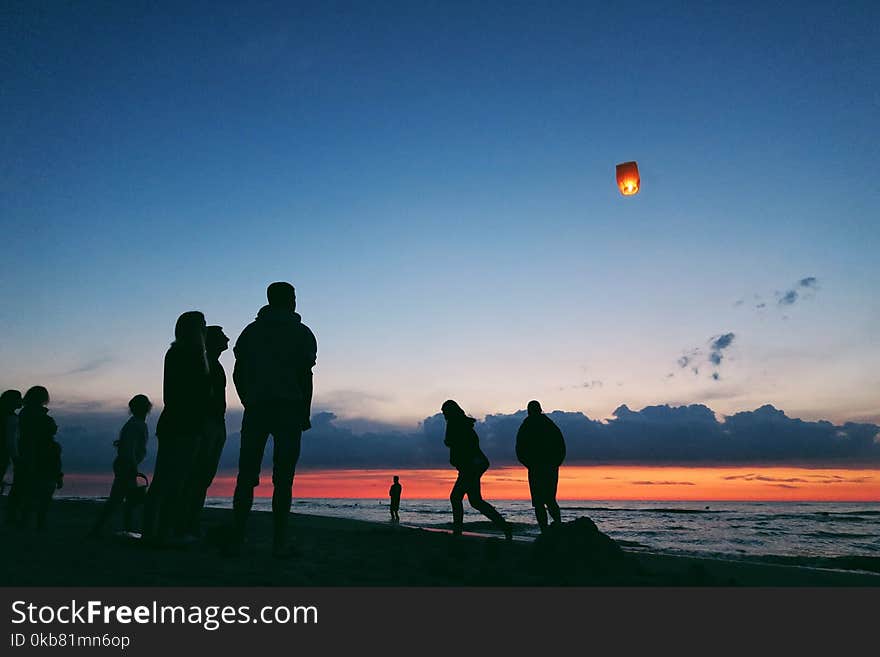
676 334 734 381
724 472 872 484
60 356 114 376
746 276 820 311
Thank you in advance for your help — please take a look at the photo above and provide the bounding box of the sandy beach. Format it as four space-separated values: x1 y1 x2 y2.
1 499 878 586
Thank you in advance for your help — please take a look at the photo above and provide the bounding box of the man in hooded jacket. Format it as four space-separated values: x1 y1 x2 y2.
516 400 566 532
229 282 317 557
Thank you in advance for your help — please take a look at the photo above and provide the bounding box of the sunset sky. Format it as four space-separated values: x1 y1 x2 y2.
2 2 879 502
62 466 880 502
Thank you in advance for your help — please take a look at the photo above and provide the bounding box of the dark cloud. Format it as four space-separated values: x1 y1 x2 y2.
630 480 696 486
708 333 735 366
51 401 880 474
743 277 819 311
777 276 820 307
677 335 734 381
723 474 809 483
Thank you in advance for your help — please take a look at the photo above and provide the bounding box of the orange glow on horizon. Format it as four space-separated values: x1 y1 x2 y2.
196 465 880 502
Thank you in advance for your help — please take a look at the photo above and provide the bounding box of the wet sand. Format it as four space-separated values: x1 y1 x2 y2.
1 499 877 586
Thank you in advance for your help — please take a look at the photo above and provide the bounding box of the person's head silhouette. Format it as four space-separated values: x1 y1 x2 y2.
441 399 466 420
174 311 207 346
23 386 49 408
527 400 543 416
393 475 399 483
128 394 152 419
0 390 22 413
206 325 230 358
267 282 296 311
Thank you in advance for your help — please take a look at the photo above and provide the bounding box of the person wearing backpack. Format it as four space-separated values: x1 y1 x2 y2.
89 395 153 537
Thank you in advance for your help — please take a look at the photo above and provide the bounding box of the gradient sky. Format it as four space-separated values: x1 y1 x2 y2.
2 0 879 430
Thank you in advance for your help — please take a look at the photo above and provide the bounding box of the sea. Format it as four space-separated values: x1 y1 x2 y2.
205 497 880 573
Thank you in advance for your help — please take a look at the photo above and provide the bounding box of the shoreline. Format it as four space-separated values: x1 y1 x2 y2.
1 499 878 586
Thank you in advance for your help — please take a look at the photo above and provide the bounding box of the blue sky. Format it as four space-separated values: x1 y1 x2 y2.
2 1 878 427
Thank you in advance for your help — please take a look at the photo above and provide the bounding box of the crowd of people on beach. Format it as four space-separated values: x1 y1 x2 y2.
0 282 569 556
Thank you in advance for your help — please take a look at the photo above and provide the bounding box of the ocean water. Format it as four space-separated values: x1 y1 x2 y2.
206 497 880 571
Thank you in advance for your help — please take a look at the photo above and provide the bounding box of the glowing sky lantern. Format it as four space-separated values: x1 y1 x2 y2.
616 161 640 196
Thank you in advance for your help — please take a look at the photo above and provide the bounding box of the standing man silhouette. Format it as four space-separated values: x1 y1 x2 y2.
516 400 566 533
389 475 401 523
229 282 317 557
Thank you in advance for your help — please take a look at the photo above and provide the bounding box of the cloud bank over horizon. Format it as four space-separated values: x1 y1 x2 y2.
52 402 880 475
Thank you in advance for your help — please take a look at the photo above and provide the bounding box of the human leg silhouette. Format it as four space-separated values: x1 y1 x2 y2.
547 499 561 525
90 464 135 536
544 467 561 524
231 409 271 549
451 467 512 540
534 503 549 532
450 473 467 535
528 469 549 532
184 419 226 535
269 416 302 556
465 473 508 532
158 433 200 542
35 480 55 530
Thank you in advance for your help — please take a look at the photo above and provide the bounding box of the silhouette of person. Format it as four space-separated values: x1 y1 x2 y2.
183 325 230 535
0 390 23 495
228 282 317 557
33 432 64 531
389 475 401 522
6 386 60 529
89 395 153 537
143 312 211 546
516 400 566 533
441 400 512 540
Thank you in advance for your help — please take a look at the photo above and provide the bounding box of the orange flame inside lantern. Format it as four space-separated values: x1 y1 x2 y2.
616 161 640 196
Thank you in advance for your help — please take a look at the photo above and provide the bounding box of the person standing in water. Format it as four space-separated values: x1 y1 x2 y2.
89 394 153 537
228 282 317 558
389 475 401 523
515 400 566 533
441 400 512 540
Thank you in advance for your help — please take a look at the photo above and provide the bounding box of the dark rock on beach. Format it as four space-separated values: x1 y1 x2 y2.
531 516 637 583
